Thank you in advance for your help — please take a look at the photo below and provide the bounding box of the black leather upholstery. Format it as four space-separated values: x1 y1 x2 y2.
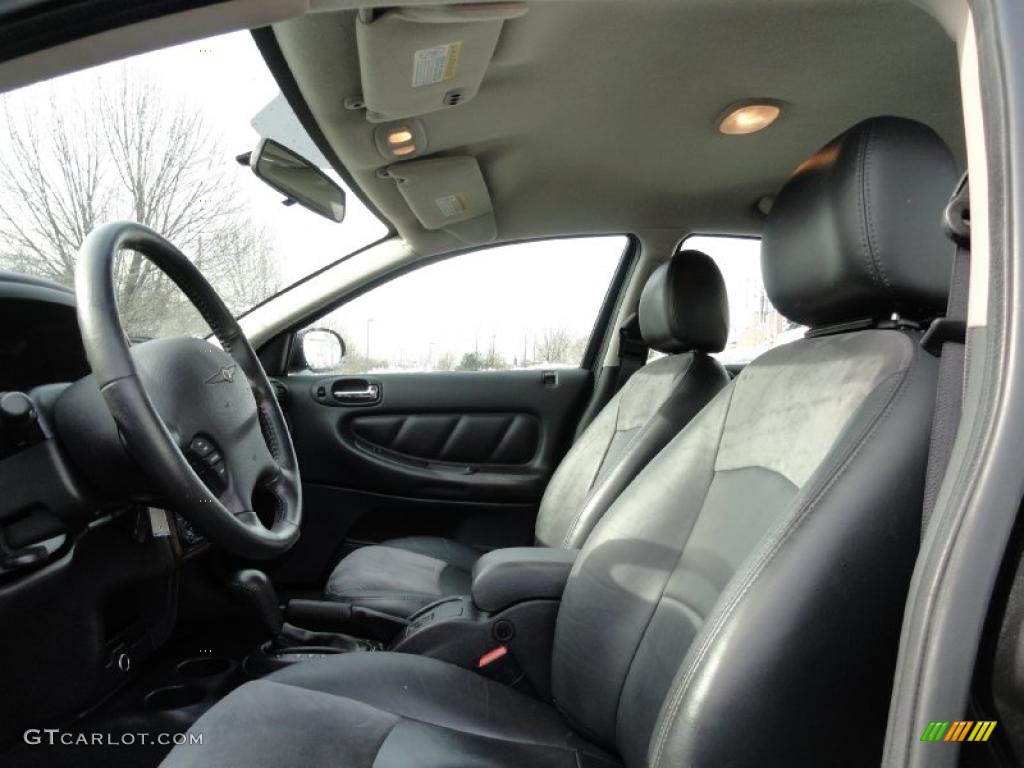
552 329 936 766
170 117 952 768
162 653 620 768
350 412 539 465
470 547 578 612
324 251 730 618
325 536 478 619
638 249 729 353
762 116 957 328
532 351 728 550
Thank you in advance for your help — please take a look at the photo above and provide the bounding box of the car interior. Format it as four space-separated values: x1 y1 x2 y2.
1 1 1023 767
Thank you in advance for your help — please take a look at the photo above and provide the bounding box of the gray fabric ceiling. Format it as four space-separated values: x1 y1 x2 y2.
272 0 963 255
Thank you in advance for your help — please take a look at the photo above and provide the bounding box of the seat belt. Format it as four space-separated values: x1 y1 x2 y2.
571 312 650 441
920 172 970 534
614 311 648 393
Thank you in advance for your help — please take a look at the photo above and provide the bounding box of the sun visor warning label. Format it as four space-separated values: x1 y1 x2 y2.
435 193 468 218
412 41 462 87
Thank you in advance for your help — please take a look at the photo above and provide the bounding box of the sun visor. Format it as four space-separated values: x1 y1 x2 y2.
355 3 526 122
387 156 496 244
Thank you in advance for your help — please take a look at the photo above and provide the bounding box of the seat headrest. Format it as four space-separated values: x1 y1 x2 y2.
639 249 729 354
762 117 958 329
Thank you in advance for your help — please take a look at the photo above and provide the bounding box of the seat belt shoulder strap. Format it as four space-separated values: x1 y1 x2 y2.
921 172 970 533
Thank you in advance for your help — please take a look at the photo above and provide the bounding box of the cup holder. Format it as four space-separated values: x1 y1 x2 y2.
176 656 233 679
145 684 206 710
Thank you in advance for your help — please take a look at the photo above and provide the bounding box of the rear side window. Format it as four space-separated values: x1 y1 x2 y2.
682 235 805 365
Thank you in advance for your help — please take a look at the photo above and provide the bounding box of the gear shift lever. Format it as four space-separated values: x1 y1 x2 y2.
228 569 375 653
228 569 284 636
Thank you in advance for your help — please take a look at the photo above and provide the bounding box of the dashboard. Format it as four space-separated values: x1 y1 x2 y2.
0 271 89 391
0 271 189 744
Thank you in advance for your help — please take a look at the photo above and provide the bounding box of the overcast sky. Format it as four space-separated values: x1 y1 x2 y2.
320 236 627 367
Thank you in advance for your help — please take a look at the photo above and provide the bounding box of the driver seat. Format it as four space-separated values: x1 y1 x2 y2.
163 116 956 768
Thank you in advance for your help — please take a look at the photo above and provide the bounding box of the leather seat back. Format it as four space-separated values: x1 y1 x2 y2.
535 249 730 549
550 117 957 767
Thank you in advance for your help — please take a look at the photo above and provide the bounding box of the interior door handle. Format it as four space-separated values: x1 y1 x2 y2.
333 383 381 404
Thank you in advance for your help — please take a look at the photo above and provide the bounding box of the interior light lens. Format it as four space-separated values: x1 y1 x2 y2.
718 103 781 135
387 129 414 145
375 120 426 161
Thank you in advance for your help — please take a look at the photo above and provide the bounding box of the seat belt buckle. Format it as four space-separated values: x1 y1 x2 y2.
478 645 508 668
476 645 528 688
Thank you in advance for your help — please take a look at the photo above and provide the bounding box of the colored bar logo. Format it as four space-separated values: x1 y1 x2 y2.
921 721 997 742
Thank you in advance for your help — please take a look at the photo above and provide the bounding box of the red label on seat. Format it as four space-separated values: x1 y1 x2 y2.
478 645 508 668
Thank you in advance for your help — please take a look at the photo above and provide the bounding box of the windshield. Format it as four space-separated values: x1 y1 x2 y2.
0 31 388 338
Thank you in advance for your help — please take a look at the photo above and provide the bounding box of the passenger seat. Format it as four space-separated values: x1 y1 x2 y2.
324 249 731 618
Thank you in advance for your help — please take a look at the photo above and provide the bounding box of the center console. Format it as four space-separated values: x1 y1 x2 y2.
244 547 579 697
389 547 577 695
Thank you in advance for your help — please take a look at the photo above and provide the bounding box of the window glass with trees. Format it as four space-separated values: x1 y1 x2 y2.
0 32 387 339
300 236 627 374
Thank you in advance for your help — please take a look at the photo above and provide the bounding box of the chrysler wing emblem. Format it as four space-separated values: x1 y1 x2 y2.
205 364 237 385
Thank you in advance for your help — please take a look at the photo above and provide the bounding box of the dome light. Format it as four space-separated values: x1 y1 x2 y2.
718 102 782 135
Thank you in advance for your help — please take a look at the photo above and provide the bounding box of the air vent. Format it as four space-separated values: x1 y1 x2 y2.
443 89 464 107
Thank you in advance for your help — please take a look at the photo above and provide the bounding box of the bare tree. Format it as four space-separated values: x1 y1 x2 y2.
537 327 573 363
0 97 106 286
569 334 589 363
0 72 279 337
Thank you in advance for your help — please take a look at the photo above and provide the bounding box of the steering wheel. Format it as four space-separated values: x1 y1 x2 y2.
74 221 301 559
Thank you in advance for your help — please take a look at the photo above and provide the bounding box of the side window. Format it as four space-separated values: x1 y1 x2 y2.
682 235 806 365
297 236 627 374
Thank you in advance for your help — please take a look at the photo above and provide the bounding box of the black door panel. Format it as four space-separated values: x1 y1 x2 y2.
350 412 540 465
285 368 588 502
270 368 591 587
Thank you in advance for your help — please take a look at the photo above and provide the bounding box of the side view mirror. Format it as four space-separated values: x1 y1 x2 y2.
248 138 346 222
298 328 346 372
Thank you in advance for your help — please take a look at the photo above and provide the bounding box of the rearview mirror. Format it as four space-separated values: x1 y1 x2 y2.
299 328 346 372
249 139 346 222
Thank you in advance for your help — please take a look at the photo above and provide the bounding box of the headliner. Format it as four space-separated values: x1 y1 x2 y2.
272 0 963 255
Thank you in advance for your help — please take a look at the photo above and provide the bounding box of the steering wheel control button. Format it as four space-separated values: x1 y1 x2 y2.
185 436 229 493
189 436 215 458
208 460 228 484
